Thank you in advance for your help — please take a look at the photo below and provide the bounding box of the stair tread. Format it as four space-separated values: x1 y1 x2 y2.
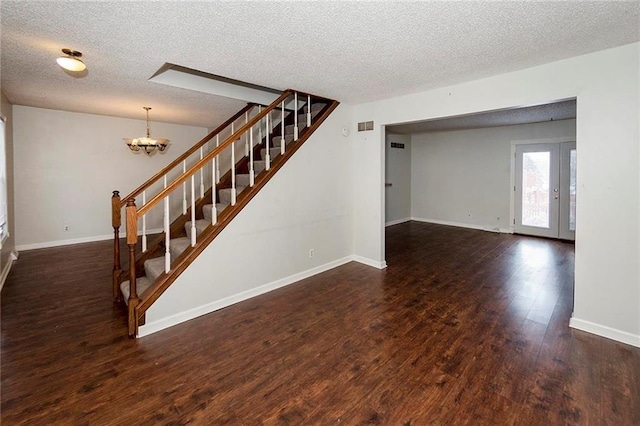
120 276 153 304
170 237 190 259
184 219 210 241
144 256 166 282
261 147 281 160
202 203 228 222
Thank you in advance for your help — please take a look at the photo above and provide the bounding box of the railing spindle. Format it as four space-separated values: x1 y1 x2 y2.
258 106 263 144
111 190 121 301
164 189 171 273
294 92 299 141
190 175 196 246
244 111 249 157
249 123 255 186
199 147 205 199
215 135 221 183
307 94 312 127
265 112 271 171
141 190 147 253
182 160 187 214
231 138 237 205
281 101 286 155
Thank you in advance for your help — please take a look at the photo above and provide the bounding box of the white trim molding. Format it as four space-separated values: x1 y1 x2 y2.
352 255 387 269
570 317 640 348
385 217 411 227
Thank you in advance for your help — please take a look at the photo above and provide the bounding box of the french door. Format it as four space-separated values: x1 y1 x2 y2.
514 141 576 240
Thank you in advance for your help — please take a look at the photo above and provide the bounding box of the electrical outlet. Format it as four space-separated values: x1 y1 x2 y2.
309 249 314 258
64 225 69 232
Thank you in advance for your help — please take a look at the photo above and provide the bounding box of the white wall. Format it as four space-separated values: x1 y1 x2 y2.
385 133 411 225
352 42 640 346
13 106 208 249
411 119 576 232
142 104 355 335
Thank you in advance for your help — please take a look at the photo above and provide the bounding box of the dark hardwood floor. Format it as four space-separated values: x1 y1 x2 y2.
2 222 639 424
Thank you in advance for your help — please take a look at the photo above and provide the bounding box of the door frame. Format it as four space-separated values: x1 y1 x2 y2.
509 137 576 235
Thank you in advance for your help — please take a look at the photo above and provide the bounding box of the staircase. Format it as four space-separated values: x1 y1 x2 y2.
111 90 339 336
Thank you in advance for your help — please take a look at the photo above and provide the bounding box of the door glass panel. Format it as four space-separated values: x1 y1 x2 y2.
522 152 550 228
569 149 577 231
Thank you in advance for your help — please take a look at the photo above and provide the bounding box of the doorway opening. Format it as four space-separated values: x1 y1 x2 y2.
512 140 576 240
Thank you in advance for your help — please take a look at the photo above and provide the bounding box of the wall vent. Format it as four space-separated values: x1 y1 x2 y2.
357 121 374 132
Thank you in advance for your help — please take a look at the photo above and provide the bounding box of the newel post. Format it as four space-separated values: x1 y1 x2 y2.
126 198 139 337
111 191 122 301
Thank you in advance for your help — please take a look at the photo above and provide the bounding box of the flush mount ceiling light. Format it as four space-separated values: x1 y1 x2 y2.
56 48 86 72
123 107 170 155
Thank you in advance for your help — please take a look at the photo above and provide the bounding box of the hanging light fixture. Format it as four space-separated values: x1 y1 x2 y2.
123 107 170 155
56 48 86 72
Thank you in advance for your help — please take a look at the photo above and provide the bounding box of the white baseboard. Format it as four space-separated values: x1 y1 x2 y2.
0 251 18 292
411 217 511 234
138 256 355 337
16 228 164 252
351 255 387 269
569 317 640 348
385 217 411 227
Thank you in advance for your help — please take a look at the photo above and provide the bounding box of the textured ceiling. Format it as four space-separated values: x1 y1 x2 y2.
1 1 638 128
387 99 577 134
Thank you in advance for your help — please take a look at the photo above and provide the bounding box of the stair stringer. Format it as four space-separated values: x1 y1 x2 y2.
138 104 353 336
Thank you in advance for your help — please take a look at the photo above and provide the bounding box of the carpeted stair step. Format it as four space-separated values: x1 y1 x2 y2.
144 256 166 282
271 134 294 147
260 147 281 161
219 186 247 205
202 203 228 222
253 160 266 174
236 173 251 187
169 237 190 260
310 103 326 113
184 219 210 241
120 276 153 304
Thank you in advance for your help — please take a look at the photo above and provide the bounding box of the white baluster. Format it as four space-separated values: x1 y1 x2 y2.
182 160 187 214
141 190 147 252
211 153 217 225
258 106 263 144
294 92 299 141
190 175 196 247
265 112 271 171
164 194 170 273
249 123 255 186
199 147 205 199
307 95 312 127
244 111 249 157
281 101 286 155
215 135 220 183
231 138 237 205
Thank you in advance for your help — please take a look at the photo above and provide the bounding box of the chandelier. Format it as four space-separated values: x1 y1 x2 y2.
123 107 170 155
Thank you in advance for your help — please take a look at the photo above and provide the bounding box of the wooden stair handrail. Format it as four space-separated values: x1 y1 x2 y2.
120 102 257 207
136 90 293 217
